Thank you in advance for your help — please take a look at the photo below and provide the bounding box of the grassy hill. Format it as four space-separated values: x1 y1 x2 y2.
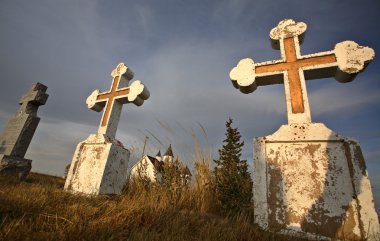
0 172 309 241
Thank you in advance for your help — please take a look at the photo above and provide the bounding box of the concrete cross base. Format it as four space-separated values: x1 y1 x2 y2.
64 134 130 195
0 154 32 179
253 123 379 241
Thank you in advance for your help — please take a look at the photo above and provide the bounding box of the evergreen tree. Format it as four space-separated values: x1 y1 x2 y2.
214 118 253 213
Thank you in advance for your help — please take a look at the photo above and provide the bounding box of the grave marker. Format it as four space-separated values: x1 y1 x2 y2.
230 19 379 240
0 83 48 179
64 63 149 195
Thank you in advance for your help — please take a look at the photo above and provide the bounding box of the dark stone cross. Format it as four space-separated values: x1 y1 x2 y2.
0 82 48 179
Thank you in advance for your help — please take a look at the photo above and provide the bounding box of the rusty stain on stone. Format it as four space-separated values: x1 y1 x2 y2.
351 141 367 176
94 146 104 160
335 204 360 240
305 143 320 158
302 203 360 240
267 147 283 228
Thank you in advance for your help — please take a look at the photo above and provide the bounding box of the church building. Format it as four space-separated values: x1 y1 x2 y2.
130 145 191 184
130 145 173 183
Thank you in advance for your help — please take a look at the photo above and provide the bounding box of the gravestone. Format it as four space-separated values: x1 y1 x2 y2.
0 83 48 179
64 63 150 195
230 19 379 240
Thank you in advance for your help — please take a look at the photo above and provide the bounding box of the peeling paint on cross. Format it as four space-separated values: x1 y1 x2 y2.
230 19 375 124
86 63 150 138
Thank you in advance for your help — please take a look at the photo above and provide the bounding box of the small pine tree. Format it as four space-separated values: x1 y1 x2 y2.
214 118 253 213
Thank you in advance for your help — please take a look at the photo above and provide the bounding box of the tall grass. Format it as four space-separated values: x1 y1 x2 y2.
0 134 310 240
0 170 312 241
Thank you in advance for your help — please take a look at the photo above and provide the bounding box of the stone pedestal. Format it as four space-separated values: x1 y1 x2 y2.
0 155 31 179
64 134 130 195
253 123 379 240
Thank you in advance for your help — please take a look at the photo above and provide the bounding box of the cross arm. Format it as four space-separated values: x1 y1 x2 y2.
333 41 375 82
19 82 48 106
85 80 150 111
126 80 150 106
229 58 258 94
230 41 375 94
302 41 375 83
229 58 285 94
86 89 105 112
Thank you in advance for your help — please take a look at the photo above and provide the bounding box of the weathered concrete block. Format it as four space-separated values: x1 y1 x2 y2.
64 134 130 195
0 154 31 179
253 123 379 240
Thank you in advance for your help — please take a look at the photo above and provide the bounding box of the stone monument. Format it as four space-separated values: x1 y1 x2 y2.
64 63 150 195
230 19 379 240
0 83 48 179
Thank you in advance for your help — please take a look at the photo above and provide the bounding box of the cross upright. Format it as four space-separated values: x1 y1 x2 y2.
230 19 374 124
86 63 150 138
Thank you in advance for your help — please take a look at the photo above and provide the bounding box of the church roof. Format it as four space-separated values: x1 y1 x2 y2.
147 155 164 173
164 144 173 157
181 166 192 176
155 150 161 157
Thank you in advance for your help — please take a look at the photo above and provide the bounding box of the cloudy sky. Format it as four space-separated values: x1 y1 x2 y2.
0 0 379 209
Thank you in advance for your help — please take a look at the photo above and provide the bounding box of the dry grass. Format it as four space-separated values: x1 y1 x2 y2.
0 173 311 241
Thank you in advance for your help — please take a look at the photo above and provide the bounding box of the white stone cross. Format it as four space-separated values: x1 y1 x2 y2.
86 63 150 138
230 19 375 124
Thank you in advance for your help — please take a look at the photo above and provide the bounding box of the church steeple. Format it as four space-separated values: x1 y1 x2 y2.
163 144 173 163
164 145 173 157
155 150 162 162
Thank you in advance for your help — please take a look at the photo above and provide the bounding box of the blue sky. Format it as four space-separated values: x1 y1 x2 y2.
0 0 379 210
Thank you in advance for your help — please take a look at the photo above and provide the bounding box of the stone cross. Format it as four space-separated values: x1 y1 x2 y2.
17 83 48 117
0 82 48 178
0 83 48 157
64 63 149 195
86 63 150 138
230 19 380 240
230 19 375 124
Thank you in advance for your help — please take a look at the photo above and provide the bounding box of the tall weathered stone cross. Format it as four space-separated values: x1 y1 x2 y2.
86 63 150 138
0 82 48 178
230 19 375 123
0 83 48 158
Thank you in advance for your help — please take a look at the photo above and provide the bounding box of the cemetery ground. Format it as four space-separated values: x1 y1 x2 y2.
0 172 311 241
